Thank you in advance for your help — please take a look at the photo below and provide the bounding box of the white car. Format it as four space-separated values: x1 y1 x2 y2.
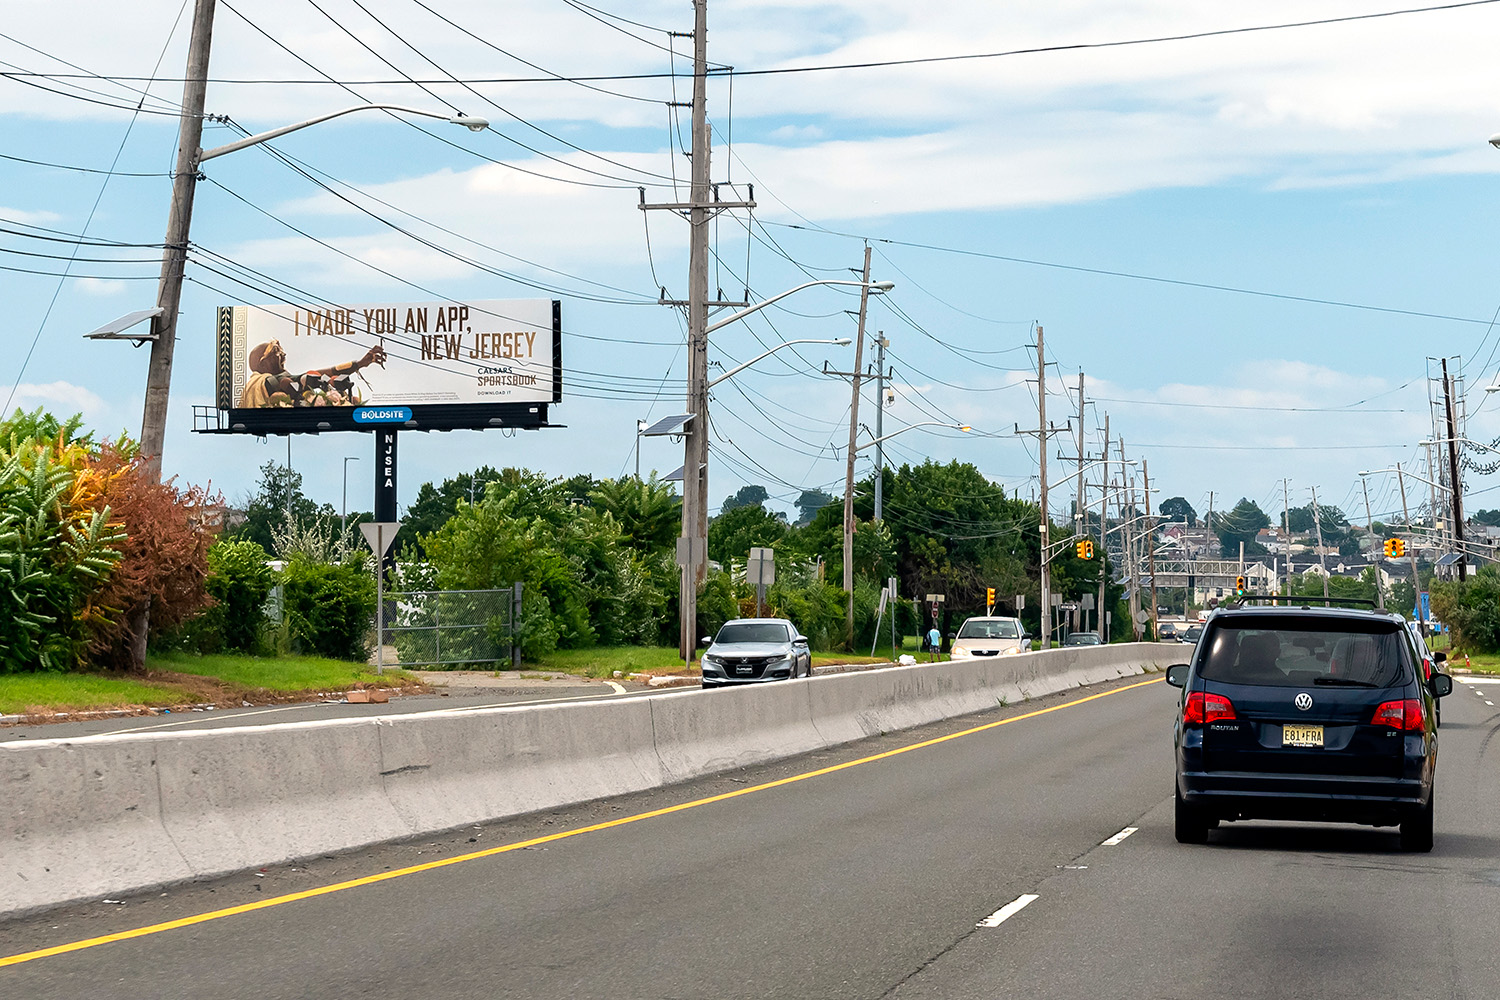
949 616 1030 658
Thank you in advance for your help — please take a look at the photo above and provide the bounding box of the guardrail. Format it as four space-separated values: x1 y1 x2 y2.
0 642 1184 918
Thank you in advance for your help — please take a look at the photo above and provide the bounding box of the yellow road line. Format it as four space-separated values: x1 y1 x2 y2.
0 676 1161 969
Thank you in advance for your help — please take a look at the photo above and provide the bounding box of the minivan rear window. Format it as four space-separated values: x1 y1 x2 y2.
1198 617 1411 688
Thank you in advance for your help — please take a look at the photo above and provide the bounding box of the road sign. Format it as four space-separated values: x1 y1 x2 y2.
1134 609 1152 626
1081 594 1095 610
925 593 946 603
1015 594 1025 610
676 536 705 567
359 521 401 557
747 546 775 586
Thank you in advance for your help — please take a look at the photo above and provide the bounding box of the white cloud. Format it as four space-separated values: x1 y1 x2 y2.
2 381 110 422
74 277 127 296
0 205 61 226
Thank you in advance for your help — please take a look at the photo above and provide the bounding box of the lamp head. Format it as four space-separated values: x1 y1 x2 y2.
871 281 895 292
957 424 972 432
451 115 490 132
1490 132 1500 149
833 337 853 346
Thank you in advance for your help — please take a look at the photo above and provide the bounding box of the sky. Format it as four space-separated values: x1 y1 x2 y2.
6 0 1500 532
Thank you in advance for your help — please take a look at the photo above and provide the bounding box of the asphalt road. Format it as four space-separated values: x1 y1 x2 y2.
4 673 1499 998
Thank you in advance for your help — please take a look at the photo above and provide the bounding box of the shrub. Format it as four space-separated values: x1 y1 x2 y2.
279 556 375 661
1430 568 1500 653
206 539 277 652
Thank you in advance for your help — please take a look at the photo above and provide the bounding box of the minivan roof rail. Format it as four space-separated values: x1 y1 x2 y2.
1229 595 1380 609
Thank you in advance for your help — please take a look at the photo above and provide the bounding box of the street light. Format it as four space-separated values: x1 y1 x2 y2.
136 82 490 481
341 456 360 543
853 420 971 452
675 277 894 660
707 338 851 389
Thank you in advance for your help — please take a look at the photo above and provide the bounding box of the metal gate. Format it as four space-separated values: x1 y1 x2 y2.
381 583 522 669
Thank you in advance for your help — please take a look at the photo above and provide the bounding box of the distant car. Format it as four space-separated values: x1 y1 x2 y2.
1179 625 1204 645
700 618 811 688
950 616 1030 658
1063 632 1103 646
1158 622 1181 641
1166 602 1451 851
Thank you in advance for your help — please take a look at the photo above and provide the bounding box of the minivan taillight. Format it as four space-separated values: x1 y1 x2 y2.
1371 699 1424 731
1184 692 1237 724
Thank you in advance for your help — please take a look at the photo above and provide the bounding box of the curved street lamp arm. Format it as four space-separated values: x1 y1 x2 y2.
199 104 489 163
854 421 969 452
704 279 893 335
707 338 850 389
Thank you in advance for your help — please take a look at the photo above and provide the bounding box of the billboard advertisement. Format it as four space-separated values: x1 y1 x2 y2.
210 298 561 434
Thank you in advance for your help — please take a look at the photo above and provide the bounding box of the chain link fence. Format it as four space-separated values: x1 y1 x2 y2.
380 584 521 669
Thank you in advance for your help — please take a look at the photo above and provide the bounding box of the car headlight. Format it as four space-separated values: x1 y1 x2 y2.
951 646 971 658
1001 646 1022 655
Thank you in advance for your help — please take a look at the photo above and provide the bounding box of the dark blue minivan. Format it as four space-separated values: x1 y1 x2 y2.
1166 603 1452 851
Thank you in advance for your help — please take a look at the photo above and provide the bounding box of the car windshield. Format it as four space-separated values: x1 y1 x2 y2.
1198 617 1411 688
957 620 1020 639
716 622 790 644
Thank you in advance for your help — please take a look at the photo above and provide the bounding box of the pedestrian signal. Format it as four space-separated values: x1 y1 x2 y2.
1234 576 1246 596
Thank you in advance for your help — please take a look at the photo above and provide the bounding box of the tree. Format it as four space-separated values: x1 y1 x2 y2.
229 462 330 554
1158 496 1197 526
84 443 219 670
794 488 837 526
589 475 680 552
709 503 787 564
720 484 769 514
1284 503 1350 539
1216 498 1270 557
400 465 506 558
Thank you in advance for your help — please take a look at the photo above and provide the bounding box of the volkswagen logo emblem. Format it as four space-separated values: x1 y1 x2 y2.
1294 692 1313 711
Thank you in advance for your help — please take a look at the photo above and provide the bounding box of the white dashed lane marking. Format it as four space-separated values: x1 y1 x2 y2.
1100 826 1138 846
978 894 1039 928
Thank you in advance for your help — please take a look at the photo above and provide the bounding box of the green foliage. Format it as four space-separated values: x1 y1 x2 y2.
1284 570 1376 603
0 420 124 673
1158 496 1197 525
1214 498 1271 557
1431 566 1500 653
228 462 333 555
589 475 680 552
279 557 375 661
720 484 769 514
206 539 276 652
709 502 788 564
794 488 837 526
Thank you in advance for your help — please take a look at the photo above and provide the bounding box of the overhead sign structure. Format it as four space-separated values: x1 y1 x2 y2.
204 298 562 434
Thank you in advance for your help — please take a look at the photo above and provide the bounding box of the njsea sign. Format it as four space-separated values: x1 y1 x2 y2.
208 298 562 434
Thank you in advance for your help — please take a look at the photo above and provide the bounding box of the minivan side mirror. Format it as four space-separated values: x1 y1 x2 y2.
1431 673 1453 698
1164 664 1190 688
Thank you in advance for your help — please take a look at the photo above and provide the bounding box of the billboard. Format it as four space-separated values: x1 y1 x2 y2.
208 298 561 434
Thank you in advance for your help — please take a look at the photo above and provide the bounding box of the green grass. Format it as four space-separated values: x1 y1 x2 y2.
0 673 194 715
146 650 415 691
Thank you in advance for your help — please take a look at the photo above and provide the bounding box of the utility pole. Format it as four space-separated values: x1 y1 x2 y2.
140 0 217 482
873 331 888 521
1124 462 1140 640
1075 373 1086 530
841 245 874 649
1097 413 1110 640
1143 459 1159 640
1281 479 1290 597
1310 486 1330 600
1442 359 1467 576
1396 463 1425 625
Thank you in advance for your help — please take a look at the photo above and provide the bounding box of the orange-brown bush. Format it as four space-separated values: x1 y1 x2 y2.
85 444 222 670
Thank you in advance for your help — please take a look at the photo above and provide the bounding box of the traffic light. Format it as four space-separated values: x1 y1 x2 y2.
1385 538 1406 558
1076 540 1094 559
986 587 995 609
1383 538 1395 558
1234 576 1247 596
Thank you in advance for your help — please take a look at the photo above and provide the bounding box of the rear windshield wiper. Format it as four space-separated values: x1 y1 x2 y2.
1313 677 1382 687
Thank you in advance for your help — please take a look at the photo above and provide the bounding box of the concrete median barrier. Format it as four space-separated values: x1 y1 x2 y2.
0 642 1184 918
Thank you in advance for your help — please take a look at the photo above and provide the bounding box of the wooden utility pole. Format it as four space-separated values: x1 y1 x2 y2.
140 0 217 482
1310 486 1330 599
1281 479 1291 597
873 331 888 521
1037 326 1052 648
1143 459 1159 640
1396 464 1425 624
1097 413 1109 639
1075 373 1086 529
841 245 874 649
1442 359 1467 576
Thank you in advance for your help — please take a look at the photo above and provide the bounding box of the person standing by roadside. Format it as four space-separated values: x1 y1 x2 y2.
926 623 942 662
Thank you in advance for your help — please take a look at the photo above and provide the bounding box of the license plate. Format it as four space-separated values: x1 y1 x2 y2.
1282 723 1324 747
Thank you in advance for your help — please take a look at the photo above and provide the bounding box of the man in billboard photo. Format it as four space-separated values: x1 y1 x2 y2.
238 340 387 408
